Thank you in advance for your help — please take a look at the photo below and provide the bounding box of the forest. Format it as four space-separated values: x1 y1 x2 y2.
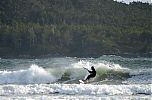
0 0 151 58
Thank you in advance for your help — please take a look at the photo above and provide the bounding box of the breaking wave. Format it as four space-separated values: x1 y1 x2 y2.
0 64 56 84
0 60 130 84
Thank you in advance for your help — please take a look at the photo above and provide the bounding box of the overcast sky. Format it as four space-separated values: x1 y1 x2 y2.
114 0 151 4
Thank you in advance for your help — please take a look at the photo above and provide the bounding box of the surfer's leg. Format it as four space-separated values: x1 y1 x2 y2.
85 74 93 81
85 73 96 81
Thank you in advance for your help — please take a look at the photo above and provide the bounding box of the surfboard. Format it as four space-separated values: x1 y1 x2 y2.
79 80 86 84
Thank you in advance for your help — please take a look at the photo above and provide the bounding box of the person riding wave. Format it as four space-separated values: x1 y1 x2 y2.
83 66 96 82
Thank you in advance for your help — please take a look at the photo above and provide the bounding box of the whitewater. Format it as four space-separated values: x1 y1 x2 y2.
0 55 151 99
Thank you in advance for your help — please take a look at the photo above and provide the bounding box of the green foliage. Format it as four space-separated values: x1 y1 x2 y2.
0 0 151 57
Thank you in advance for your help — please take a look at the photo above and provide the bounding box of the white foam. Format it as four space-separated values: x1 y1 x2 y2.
0 64 56 84
0 84 151 96
0 95 151 100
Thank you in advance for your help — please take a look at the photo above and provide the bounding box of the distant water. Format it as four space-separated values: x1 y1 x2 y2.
0 55 151 99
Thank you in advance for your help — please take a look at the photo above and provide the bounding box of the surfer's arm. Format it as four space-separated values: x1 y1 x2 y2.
83 67 92 73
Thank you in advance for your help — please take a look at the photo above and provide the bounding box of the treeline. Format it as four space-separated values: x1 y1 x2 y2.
0 0 151 57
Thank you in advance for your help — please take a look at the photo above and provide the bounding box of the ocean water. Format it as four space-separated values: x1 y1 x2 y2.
0 55 151 100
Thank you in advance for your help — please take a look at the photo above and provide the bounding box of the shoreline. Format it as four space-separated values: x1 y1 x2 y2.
0 52 152 59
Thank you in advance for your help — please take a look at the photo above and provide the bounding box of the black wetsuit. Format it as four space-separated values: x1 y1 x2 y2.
85 67 96 81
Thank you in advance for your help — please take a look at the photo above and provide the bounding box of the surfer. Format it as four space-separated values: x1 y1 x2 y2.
83 66 96 82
